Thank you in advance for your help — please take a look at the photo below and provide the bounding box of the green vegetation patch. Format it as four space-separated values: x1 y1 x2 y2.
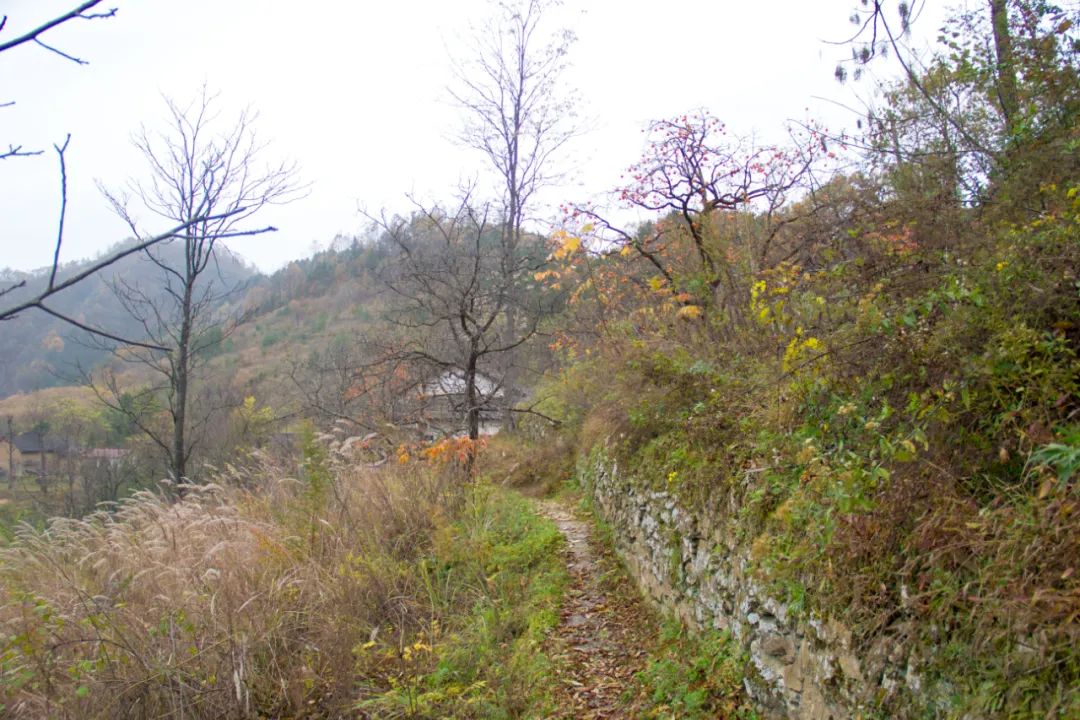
631 619 758 720
355 486 568 719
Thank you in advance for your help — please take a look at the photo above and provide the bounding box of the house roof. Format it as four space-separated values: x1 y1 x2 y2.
420 370 503 399
83 448 130 460
12 431 68 454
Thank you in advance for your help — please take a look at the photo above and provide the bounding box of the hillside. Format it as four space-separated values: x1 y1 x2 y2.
0 236 390 405
0 241 257 397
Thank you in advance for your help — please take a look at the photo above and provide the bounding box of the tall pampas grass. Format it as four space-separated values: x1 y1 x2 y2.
0 446 463 718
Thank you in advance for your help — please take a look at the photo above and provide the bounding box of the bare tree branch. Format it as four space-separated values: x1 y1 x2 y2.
36 304 168 351
0 207 257 326
1 144 43 160
0 1 116 58
48 135 72 290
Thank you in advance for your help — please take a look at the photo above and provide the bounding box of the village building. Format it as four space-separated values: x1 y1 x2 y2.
0 431 71 479
413 370 508 439
82 447 131 468
0 433 130 480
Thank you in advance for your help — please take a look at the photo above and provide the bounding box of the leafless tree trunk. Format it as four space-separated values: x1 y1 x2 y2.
92 88 300 483
6 416 13 488
989 0 1020 127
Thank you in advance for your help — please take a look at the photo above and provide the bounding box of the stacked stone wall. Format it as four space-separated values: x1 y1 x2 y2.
583 451 933 719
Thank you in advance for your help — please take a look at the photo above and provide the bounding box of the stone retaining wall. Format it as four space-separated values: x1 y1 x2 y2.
582 450 935 719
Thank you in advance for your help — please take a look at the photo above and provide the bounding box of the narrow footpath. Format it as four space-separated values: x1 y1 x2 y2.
538 500 654 719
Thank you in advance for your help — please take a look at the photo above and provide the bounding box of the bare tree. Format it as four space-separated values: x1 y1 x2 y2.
0 200 252 347
91 88 301 483
449 0 578 426
374 196 550 450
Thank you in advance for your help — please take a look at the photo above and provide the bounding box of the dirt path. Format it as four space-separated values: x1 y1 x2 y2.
538 500 652 719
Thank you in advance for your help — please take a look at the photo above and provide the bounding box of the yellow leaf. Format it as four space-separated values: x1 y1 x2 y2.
676 305 703 320
552 235 581 260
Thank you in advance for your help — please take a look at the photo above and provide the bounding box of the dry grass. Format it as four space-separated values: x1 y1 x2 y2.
478 433 576 497
0 447 462 718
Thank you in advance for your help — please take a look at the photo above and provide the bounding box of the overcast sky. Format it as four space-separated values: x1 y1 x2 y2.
1 0 946 274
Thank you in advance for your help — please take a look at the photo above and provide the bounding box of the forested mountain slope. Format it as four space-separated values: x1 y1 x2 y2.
0 242 257 396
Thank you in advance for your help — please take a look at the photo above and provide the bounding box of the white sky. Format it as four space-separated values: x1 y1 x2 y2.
1 0 946 274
